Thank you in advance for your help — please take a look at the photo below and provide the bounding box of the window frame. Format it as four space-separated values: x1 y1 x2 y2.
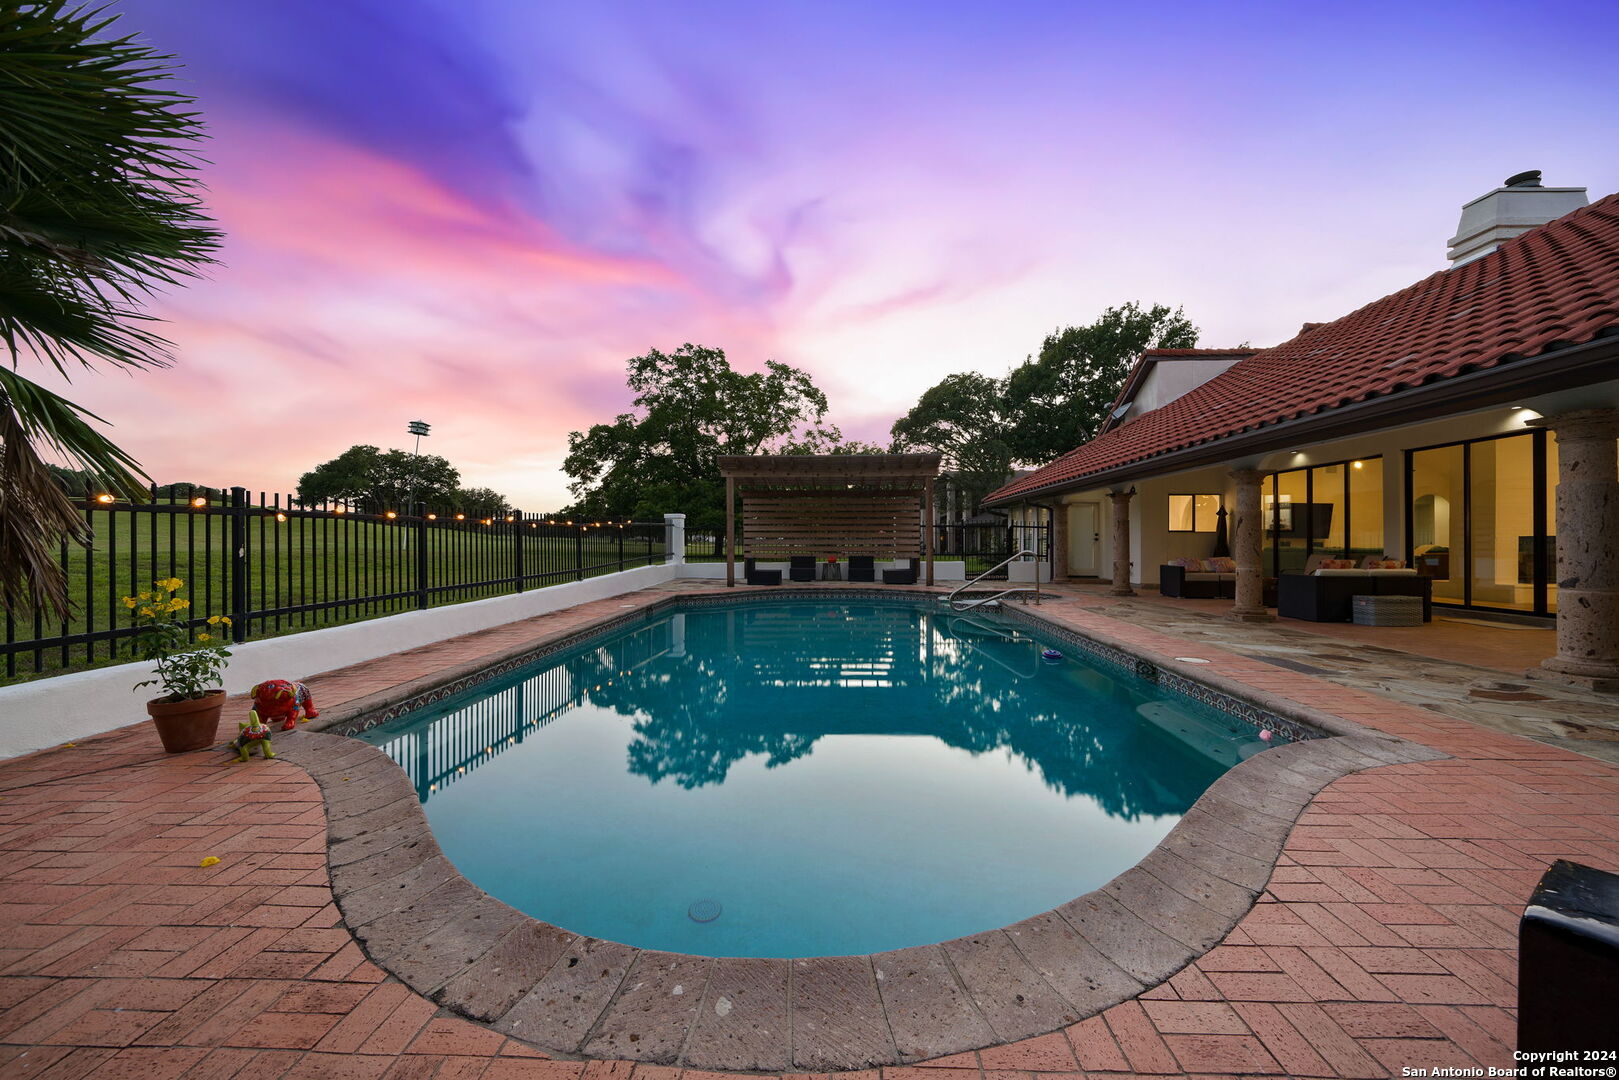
1263 455 1384 576
1167 493 1222 534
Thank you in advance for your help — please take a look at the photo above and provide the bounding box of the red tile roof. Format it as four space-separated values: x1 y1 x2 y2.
1137 348 1261 357
987 192 1619 505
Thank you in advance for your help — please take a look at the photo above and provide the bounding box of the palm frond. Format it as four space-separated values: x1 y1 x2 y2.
0 1 221 377
0 2 220 615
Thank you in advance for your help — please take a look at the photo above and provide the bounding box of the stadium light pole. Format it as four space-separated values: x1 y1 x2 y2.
405 420 431 549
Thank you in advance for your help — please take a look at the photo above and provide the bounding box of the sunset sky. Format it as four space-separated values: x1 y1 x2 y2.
35 0 1619 510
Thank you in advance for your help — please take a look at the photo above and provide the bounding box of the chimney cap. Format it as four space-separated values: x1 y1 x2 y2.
1505 169 1543 188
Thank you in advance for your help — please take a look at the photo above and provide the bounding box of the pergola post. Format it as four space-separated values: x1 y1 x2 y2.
924 476 935 586
725 475 736 588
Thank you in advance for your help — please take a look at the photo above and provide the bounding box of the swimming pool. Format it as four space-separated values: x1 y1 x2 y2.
357 597 1286 958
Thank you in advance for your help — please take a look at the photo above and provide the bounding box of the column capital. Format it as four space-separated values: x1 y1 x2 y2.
1229 467 1267 484
1526 408 1619 442
1107 489 1135 504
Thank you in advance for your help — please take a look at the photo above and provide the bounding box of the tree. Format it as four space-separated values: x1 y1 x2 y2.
1 3 221 615
452 487 511 518
563 343 850 529
296 445 460 511
1003 303 1198 465
890 372 1013 510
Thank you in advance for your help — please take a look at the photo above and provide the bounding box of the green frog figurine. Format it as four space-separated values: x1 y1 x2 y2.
233 710 276 763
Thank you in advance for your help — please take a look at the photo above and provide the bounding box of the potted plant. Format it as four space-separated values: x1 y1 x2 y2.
124 578 233 752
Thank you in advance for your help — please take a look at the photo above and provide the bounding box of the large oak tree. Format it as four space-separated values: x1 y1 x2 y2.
563 344 852 530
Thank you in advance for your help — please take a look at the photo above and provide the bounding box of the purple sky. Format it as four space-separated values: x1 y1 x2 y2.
37 0 1619 508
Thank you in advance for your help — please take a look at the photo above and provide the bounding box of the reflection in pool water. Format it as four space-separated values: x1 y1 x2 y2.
358 600 1280 957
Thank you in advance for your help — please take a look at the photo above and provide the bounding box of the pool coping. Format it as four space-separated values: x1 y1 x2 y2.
276 588 1448 1071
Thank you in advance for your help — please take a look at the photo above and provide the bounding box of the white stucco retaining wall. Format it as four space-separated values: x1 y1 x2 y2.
0 562 679 760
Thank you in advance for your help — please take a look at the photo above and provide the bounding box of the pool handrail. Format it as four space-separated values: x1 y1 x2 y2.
945 548 1040 610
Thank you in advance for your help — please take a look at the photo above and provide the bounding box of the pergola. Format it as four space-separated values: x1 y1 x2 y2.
716 454 943 587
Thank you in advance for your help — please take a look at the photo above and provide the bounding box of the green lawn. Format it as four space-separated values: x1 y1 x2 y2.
2 508 664 684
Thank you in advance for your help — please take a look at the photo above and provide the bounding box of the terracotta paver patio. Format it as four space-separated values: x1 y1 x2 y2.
3 583 1617 1078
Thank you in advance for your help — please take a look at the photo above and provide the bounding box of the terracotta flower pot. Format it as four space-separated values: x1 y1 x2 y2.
146 689 226 753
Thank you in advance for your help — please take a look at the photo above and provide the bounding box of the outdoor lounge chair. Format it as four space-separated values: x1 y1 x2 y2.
743 558 781 586
883 559 918 585
847 556 876 582
789 555 817 582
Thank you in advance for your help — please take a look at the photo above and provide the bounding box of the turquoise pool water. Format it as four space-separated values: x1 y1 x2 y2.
357 598 1281 958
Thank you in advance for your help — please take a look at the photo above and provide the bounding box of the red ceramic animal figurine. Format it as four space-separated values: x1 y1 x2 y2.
248 679 320 731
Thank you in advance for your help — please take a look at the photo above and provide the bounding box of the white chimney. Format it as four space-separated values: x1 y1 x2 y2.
1447 170 1587 267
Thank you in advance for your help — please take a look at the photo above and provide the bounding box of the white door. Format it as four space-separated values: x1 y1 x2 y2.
1067 503 1100 576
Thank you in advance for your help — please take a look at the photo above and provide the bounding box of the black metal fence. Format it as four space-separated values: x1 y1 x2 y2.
681 521 1052 579
2 485 669 682
932 522 1051 576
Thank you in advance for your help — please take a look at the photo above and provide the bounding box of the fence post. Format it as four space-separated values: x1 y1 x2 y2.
414 503 429 609
664 513 686 568
228 487 249 643
512 510 525 593
575 527 586 581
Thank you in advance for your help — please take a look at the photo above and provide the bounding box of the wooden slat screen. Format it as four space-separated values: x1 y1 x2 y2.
741 492 922 557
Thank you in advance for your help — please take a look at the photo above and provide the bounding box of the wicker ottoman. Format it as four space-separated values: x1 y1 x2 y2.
1352 595 1424 627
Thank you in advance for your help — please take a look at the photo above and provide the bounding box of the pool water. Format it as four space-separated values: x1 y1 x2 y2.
358 599 1281 958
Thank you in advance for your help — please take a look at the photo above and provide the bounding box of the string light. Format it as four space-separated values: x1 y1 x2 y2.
384 511 397 519
455 513 466 521
275 512 288 523
427 513 437 521
95 494 115 504
334 506 346 514
191 497 208 508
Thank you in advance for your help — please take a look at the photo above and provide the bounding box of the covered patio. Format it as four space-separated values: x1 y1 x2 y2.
716 453 943 588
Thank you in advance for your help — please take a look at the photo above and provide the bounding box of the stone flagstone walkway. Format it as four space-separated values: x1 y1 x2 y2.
2 584 1618 1078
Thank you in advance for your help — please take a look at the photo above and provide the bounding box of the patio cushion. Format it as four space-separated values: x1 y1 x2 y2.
1206 556 1237 572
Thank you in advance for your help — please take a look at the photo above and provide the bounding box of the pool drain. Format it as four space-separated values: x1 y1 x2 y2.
688 899 723 923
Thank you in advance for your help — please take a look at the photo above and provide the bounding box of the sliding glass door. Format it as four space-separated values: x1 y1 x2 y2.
1405 431 1551 615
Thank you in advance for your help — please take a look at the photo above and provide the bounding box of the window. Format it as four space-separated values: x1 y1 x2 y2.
1263 457 1384 575
1168 494 1221 532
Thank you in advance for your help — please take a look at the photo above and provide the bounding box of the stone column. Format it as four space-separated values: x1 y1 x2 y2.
1107 491 1134 596
1529 410 1619 691
1228 468 1275 622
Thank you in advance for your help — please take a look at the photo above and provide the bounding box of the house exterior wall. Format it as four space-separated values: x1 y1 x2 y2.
1016 389 1619 592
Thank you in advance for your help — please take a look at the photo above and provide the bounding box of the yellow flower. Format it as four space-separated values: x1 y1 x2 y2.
206 615 231 627
198 856 220 868
168 598 189 612
122 597 137 609
159 578 184 592
196 632 211 643
138 606 156 618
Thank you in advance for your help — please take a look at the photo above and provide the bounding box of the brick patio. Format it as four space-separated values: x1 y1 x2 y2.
3 584 1617 1078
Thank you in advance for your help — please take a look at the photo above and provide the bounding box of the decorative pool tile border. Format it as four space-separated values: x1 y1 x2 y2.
995 604 1324 744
